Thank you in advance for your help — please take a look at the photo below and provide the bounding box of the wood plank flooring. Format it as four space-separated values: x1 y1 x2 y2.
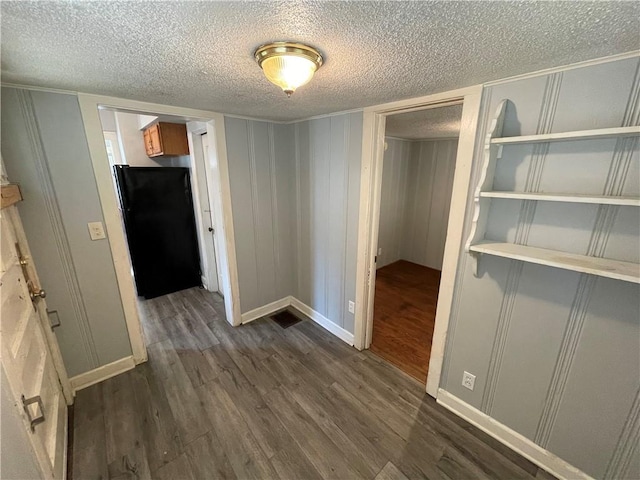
371 260 440 383
71 287 555 480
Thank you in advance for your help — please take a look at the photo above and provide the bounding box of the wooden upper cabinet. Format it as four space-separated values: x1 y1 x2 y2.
143 122 189 157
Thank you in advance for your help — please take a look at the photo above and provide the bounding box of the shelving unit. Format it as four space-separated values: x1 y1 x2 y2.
465 99 640 283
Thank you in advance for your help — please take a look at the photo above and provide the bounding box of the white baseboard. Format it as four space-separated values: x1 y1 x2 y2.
69 356 136 395
239 296 355 346
289 297 355 346
241 296 290 324
436 390 593 480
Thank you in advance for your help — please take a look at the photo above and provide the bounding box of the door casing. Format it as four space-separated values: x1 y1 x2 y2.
353 85 483 397
78 95 243 369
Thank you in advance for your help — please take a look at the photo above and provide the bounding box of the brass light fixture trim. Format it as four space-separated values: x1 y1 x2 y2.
254 42 323 97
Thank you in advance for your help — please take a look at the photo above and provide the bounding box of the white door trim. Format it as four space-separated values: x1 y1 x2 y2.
77 94 242 366
353 85 483 398
186 123 218 292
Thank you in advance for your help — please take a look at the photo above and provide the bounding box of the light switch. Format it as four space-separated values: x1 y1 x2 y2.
88 222 106 240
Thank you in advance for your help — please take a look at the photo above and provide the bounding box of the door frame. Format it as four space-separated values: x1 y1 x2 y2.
353 85 482 397
186 124 221 293
198 132 225 292
78 94 242 365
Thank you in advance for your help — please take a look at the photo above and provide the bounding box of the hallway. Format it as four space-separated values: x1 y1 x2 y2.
71 287 552 479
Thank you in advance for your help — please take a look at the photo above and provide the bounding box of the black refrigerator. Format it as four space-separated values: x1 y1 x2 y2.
114 166 202 299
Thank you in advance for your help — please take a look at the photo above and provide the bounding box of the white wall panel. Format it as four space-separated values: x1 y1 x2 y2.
377 137 458 271
402 139 458 270
224 117 296 313
294 113 363 332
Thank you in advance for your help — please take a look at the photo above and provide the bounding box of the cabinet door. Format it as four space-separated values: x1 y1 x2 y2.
148 124 163 156
143 128 153 156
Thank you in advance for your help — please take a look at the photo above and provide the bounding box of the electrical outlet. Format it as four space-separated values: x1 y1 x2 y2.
348 300 355 314
88 222 106 240
462 371 476 391
378 248 382 255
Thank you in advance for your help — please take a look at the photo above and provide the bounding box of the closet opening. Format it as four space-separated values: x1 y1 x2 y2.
369 105 463 384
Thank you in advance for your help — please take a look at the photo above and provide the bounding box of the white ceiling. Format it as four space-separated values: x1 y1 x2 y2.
1 1 638 122
386 105 463 140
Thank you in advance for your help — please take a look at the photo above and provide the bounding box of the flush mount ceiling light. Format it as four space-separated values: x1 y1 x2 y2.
254 42 323 97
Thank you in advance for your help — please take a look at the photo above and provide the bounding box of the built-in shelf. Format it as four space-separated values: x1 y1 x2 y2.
479 191 640 206
469 242 640 284
465 99 640 283
491 125 640 145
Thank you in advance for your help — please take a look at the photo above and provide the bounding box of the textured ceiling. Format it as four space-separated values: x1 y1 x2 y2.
386 105 462 140
1 1 639 121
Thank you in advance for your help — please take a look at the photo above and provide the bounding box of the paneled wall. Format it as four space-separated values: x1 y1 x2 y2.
224 117 296 313
377 137 458 270
402 138 458 270
1 88 133 377
377 138 411 268
224 113 363 337
441 56 640 479
294 113 363 335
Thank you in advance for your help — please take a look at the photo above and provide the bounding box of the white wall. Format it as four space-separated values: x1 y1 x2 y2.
377 138 411 268
401 138 458 270
377 137 458 270
98 108 117 131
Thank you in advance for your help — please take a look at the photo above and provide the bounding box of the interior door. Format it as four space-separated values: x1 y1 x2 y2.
1 184 70 479
201 133 224 293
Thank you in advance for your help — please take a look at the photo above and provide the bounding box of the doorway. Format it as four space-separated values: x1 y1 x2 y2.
98 110 215 296
370 105 463 383
96 108 229 344
354 86 482 397
78 94 242 365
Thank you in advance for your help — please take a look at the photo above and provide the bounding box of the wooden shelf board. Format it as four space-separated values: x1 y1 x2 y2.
491 126 640 145
480 191 640 206
469 242 640 284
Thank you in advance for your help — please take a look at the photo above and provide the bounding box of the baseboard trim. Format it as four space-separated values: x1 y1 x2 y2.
239 296 355 346
69 356 136 395
241 297 290 324
436 389 593 480
289 297 355 346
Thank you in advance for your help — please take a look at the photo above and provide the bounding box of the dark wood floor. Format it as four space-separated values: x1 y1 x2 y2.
71 287 555 480
371 260 440 383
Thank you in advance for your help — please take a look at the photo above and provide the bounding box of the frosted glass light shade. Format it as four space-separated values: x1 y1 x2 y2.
255 42 323 97
261 55 317 96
